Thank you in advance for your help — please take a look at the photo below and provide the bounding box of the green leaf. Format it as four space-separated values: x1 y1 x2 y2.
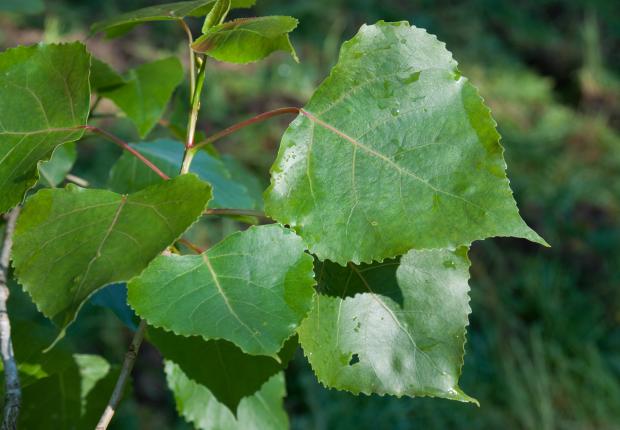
108 139 258 209
0 42 90 213
38 143 77 187
128 224 315 356
98 57 184 138
148 327 296 411
264 21 546 264
91 0 256 38
221 154 265 210
297 247 477 403
192 16 299 64
166 363 288 430
12 174 212 339
90 57 126 92
202 0 231 33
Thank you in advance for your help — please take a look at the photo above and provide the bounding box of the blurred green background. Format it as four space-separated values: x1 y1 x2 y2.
1 0 619 429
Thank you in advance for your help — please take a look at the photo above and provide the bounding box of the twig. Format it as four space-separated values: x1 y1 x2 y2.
177 238 205 254
0 207 21 430
204 208 268 218
192 107 300 151
65 174 90 187
95 319 147 430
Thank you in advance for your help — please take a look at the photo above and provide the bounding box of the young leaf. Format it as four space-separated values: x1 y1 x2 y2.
91 0 256 38
38 143 77 187
192 16 299 64
166 363 289 430
148 328 296 411
0 42 90 213
108 139 258 209
297 247 477 403
98 57 184 138
128 224 315 357
11 174 212 339
264 21 546 264
202 0 231 32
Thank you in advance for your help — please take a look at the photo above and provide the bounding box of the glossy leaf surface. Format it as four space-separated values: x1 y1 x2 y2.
98 57 183 138
264 21 545 264
192 16 299 64
0 43 90 213
128 224 315 356
108 139 258 209
166 363 288 430
12 174 212 337
297 247 477 403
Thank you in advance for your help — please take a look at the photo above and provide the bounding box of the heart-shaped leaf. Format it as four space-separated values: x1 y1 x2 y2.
12 174 212 339
264 21 545 264
297 247 477 403
0 42 90 213
128 224 315 356
192 16 299 64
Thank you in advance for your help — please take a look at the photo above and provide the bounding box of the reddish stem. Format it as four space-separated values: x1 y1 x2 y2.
83 126 170 180
192 107 300 150
177 238 205 254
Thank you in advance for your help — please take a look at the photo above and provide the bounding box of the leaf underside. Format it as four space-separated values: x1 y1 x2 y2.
128 224 315 357
297 247 477 403
11 174 212 338
0 42 90 213
264 21 546 264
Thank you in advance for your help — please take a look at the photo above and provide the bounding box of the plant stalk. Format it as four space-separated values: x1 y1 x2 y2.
0 207 21 430
95 319 147 430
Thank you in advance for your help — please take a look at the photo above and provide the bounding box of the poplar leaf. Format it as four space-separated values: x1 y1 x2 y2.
297 247 477 403
192 16 299 64
0 43 90 213
128 224 315 357
264 21 546 264
11 174 212 339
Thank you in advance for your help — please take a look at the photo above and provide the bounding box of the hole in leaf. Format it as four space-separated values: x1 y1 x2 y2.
349 354 360 366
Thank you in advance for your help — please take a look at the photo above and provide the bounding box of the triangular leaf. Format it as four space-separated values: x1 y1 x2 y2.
98 57 184 138
108 139 258 209
192 16 299 64
297 247 477 403
12 174 212 339
91 0 256 38
90 57 126 92
264 21 546 264
0 42 90 213
148 327 296 411
166 363 288 430
128 224 315 356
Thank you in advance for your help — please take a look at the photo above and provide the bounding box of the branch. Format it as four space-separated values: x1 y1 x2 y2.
83 126 170 180
95 319 147 430
0 207 21 430
192 107 300 150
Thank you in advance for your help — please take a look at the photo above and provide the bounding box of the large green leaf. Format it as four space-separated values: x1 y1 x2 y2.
297 247 477 403
98 57 183 138
12 174 212 338
91 0 256 38
108 139 258 209
264 21 546 264
166 363 288 430
192 16 299 64
0 42 90 213
38 143 77 187
128 224 315 356
148 328 296 411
